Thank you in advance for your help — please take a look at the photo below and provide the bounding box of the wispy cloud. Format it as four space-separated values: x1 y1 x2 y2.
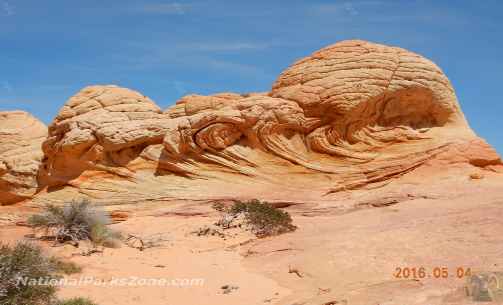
309 1 468 26
343 3 359 16
172 80 190 96
1 1 14 16
207 59 272 79
121 42 273 78
311 1 382 16
177 42 270 52
117 39 273 71
136 2 190 15
37 84 72 91
1 81 13 93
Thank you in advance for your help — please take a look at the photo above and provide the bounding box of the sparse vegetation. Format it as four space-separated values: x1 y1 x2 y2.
0 242 58 305
27 199 121 247
220 284 239 294
193 226 226 238
48 258 82 275
0 242 84 305
124 233 171 251
211 202 227 212
213 199 296 237
89 223 121 248
55 297 97 305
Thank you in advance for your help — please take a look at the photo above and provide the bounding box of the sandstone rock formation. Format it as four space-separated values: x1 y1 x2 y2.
0 111 47 204
39 85 168 186
1 40 501 205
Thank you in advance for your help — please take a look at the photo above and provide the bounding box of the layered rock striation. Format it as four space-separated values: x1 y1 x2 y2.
1 40 501 205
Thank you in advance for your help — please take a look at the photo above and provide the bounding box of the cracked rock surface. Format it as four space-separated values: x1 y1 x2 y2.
0 111 47 204
1 40 501 205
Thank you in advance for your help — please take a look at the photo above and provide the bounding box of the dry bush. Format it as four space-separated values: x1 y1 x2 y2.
213 199 297 237
27 199 121 247
124 233 171 251
48 258 82 275
55 298 97 305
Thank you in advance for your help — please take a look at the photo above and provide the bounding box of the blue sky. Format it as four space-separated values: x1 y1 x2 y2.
0 0 502 154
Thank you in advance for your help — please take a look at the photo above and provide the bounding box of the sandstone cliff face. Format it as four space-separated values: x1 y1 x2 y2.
0 111 47 204
1 40 501 205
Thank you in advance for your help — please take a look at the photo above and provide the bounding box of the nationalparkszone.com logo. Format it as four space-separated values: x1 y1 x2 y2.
17 276 205 287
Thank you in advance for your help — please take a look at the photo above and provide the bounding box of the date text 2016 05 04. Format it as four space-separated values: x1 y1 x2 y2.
393 267 471 279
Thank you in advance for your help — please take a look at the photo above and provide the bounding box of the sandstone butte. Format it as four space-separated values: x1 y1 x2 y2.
1 40 502 206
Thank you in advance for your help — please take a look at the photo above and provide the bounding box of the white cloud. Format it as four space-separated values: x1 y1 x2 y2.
118 40 273 71
137 2 190 15
309 1 467 26
172 81 189 95
311 1 383 16
179 42 270 52
1 81 13 92
207 59 272 79
37 84 72 91
1 1 14 16
344 3 359 16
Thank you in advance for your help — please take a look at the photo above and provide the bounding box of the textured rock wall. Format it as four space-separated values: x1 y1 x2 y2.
1 40 501 205
0 111 47 204
39 85 169 186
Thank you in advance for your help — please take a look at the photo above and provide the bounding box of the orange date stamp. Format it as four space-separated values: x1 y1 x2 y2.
393 266 472 279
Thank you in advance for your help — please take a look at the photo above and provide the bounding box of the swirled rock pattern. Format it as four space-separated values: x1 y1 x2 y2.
1 40 501 205
0 111 47 204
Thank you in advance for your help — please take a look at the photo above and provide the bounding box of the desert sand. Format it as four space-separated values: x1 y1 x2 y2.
1 168 503 305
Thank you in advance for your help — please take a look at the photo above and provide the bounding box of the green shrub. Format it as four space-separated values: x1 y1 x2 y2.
0 243 58 305
228 199 256 215
28 199 120 247
89 223 121 248
226 200 297 237
55 297 97 305
0 243 93 305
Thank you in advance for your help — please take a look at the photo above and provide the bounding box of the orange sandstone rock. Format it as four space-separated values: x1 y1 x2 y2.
1 40 501 205
0 111 47 204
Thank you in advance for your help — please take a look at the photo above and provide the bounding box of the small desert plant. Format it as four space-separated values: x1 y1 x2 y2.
55 297 97 305
229 199 253 215
0 242 82 305
0 242 57 305
211 202 227 212
48 258 82 275
0 243 93 305
27 199 120 247
215 199 297 237
124 233 170 251
89 223 122 248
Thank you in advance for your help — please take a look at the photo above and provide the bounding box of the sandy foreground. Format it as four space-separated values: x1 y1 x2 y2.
1 173 503 305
